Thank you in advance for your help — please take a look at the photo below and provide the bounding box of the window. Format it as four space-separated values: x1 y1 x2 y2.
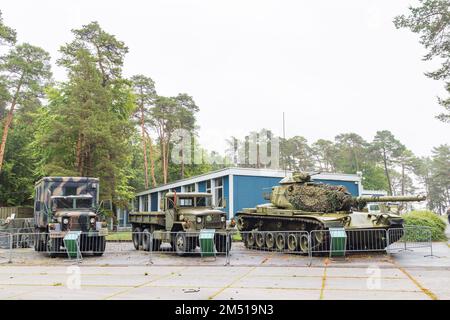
206 180 212 193
142 195 148 212
214 178 224 207
179 198 193 207
75 198 92 209
134 197 139 211
196 196 212 207
185 184 195 192
54 198 73 209
64 186 77 196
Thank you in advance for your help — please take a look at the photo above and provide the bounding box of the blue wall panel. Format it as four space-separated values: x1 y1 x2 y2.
233 176 282 215
151 193 158 211
197 181 206 192
313 179 359 196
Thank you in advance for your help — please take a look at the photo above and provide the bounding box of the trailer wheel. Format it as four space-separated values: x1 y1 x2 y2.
132 227 142 250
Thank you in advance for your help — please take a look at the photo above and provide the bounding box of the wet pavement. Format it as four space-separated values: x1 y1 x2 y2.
0 240 449 300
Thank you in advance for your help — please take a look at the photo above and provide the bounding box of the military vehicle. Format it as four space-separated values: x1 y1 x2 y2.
235 172 426 253
33 177 108 257
129 192 231 256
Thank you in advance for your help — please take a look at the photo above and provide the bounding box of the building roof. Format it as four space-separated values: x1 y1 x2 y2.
136 167 362 196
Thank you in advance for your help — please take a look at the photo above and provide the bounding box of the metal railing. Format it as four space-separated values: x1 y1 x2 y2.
387 226 433 256
1 226 434 266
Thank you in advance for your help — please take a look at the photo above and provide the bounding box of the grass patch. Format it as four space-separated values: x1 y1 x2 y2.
403 210 447 241
231 231 242 242
106 232 132 241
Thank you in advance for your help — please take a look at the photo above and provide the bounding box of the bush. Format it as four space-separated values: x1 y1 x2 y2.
403 210 447 241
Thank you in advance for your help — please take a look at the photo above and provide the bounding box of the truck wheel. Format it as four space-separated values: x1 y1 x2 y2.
175 232 188 256
132 227 142 250
142 229 151 251
215 234 231 254
93 237 106 256
34 230 46 252
152 238 161 251
48 238 62 258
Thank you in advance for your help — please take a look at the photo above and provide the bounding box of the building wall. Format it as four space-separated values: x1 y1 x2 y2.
198 181 207 192
233 176 282 215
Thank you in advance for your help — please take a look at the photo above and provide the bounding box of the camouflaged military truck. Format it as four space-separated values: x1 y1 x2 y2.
129 192 232 256
236 172 426 253
33 177 108 257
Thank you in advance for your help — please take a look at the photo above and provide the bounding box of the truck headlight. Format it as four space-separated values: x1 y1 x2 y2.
63 218 69 225
90 218 96 224
179 215 184 221
196 217 202 224
221 216 226 222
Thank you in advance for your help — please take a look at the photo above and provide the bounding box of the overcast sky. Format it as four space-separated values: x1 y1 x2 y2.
2 0 449 157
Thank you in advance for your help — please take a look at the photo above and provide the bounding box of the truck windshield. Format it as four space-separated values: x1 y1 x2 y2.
55 198 74 209
196 197 211 207
54 198 92 209
179 198 193 207
75 198 93 209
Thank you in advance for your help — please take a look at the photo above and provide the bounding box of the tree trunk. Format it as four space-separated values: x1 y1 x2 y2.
161 139 167 184
401 163 405 196
144 130 157 187
0 76 23 174
141 108 149 189
382 148 393 196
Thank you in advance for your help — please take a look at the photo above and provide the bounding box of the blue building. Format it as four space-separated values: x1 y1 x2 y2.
126 168 363 224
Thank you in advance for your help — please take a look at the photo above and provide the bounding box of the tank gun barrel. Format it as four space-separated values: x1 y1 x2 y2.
356 195 426 203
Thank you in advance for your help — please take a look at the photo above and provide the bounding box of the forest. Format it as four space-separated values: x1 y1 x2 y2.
0 4 449 214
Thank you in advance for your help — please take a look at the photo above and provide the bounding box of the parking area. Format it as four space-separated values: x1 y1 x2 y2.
0 242 449 300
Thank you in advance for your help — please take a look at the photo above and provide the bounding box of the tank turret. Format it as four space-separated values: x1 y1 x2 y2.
271 172 426 212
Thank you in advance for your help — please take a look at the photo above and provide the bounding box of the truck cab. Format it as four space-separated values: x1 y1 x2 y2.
129 192 231 256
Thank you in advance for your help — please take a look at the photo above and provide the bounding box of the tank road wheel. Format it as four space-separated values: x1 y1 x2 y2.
132 227 142 250
175 232 188 256
265 232 275 250
255 232 265 249
287 233 299 252
142 229 151 252
312 230 325 247
299 234 310 254
275 233 286 251
246 232 256 248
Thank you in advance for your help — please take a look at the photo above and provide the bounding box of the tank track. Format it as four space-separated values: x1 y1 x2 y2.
237 214 329 255
237 214 392 254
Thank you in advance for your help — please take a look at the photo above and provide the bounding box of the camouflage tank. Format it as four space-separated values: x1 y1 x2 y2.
235 172 426 253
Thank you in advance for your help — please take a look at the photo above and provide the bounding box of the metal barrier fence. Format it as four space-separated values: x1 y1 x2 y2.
387 226 433 256
228 230 311 266
1 226 434 266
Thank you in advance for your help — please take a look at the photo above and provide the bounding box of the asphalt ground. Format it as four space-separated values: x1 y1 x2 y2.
0 241 449 300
